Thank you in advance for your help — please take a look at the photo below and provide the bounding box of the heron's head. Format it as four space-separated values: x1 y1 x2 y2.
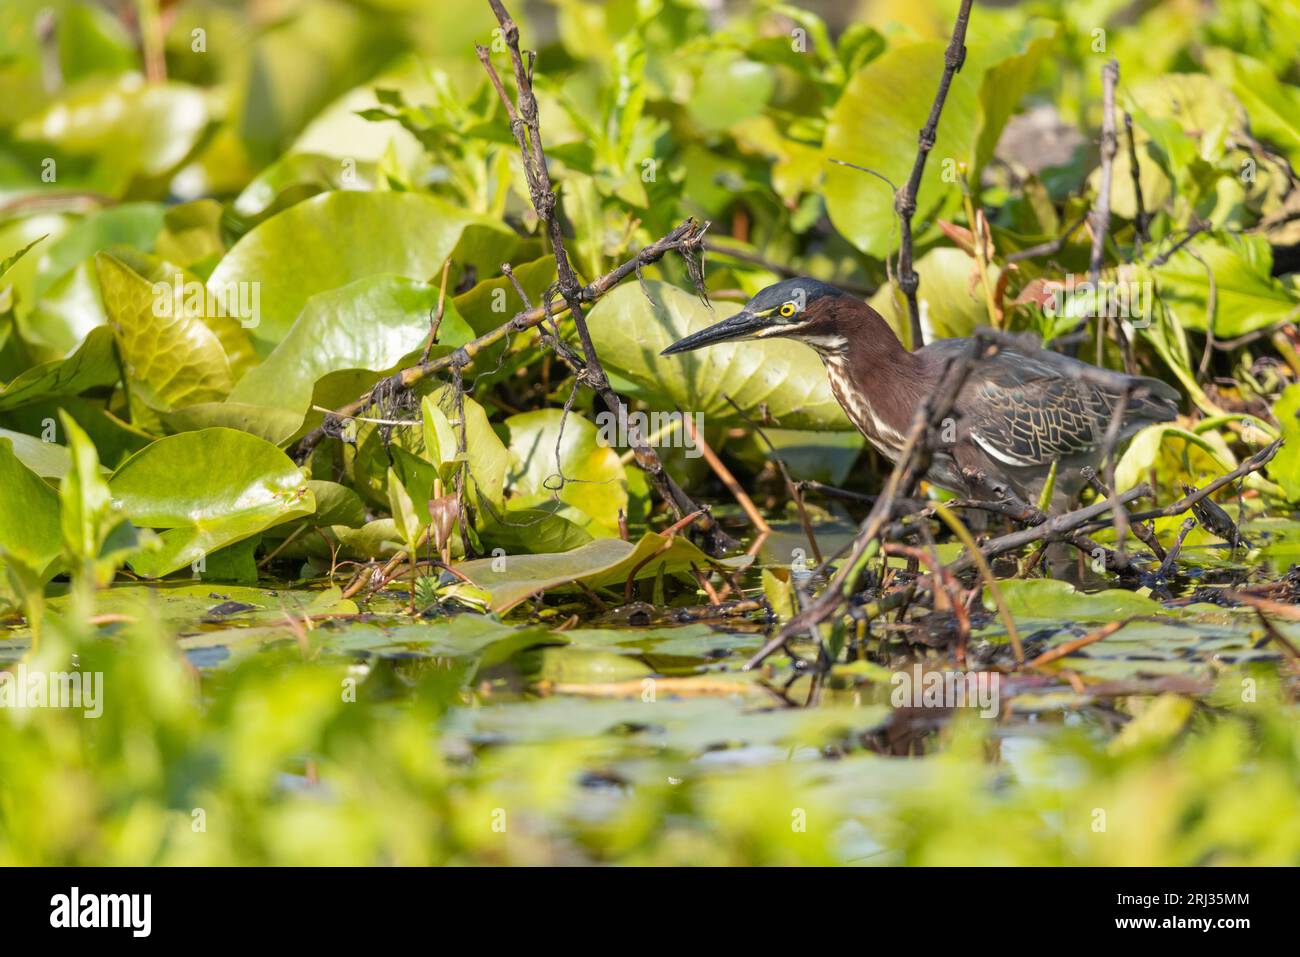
660 278 848 356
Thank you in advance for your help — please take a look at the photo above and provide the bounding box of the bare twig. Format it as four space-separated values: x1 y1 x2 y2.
1089 61 1119 289
1027 618 1134 668
795 480 875 506
293 219 705 443
723 395 821 564
1098 385 1132 557
945 483 1151 575
418 260 453 365
1081 466 1164 559
1154 518 1196 578
894 0 974 350
1123 112 1150 251
683 414 769 536
476 0 733 555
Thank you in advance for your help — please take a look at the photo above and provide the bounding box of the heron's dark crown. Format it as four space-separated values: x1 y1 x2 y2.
742 277 845 315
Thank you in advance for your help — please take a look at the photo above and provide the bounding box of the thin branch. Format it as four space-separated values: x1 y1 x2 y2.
1004 212 1088 263
1123 112 1150 250
477 0 734 555
418 260 453 365
683 414 769 536
724 395 821 565
293 219 706 456
1089 60 1120 290
945 484 1151 575
894 0 974 351
1123 439 1281 522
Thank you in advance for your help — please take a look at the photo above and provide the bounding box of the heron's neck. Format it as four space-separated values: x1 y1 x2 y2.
807 301 926 454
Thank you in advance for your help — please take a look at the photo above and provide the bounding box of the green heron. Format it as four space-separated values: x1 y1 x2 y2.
661 278 1180 509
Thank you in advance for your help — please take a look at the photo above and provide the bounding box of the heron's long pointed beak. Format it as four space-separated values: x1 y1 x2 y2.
660 310 767 356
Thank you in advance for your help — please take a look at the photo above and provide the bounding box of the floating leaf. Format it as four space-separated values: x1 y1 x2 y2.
988 579 1162 622
455 532 750 613
108 428 315 577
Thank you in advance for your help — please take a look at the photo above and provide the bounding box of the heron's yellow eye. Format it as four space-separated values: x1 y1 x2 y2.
779 301 797 318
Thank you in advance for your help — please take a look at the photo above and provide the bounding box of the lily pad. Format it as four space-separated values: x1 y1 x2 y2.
108 428 316 578
455 531 750 613
988 579 1162 622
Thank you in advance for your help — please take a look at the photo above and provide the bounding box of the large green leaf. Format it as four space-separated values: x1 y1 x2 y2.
1150 234 1300 336
824 24 1054 260
228 275 474 417
0 325 120 412
824 42 975 260
989 579 1162 622
0 435 62 573
103 247 256 378
15 76 212 196
108 428 315 577
586 281 849 430
205 190 501 352
1269 384 1300 502
869 247 992 341
1204 48 1300 170
502 409 628 536
96 252 234 412
0 427 75 479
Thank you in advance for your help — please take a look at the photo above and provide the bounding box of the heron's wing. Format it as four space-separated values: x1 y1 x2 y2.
962 354 1113 468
